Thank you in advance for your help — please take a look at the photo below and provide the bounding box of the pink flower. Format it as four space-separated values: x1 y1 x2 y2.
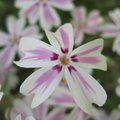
0 15 41 69
101 9 120 55
15 0 74 29
15 23 107 114
9 96 66 120
72 6 103 46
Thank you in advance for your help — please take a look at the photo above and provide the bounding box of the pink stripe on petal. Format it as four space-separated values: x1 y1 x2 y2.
29 65 62 94
68 66 96 94
24 48 59 61
71 45 102 57
72 57 101 64
60 28 69 53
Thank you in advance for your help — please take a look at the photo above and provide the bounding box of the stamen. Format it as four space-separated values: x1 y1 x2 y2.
60 56 69 65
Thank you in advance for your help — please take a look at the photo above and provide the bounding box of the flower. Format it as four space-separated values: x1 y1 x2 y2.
0 85 3 101
9 96 66 120
15 0 74 29
72 6 103 46
101 8 120 55
0 15 41 69
15 23 107 114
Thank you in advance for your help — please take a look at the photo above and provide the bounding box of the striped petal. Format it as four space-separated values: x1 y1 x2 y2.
20 65 63 108
48 86 75 107
65 66 107 114
101 23 120 37
39 4 61 29
14 37 59 68
46 23 74 54
50 0 74 10
71 39 107 71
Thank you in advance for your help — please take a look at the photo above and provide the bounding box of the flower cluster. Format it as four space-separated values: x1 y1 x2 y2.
0 0 120 120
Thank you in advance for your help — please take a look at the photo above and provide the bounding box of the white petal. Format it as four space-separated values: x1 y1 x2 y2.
20 65 63 108
46 23 74 54
65 66 107 114
65 67 92 114
14 37 59 68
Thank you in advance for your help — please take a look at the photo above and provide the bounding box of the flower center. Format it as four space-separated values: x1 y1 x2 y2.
60 56 69 65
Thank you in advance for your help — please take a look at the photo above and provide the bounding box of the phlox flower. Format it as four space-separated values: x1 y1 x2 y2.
15 0 74 29
0 15 41 69
101 9 120 55
9 96 66 120
15 23 107 114
72 6 103 46
48 86 90 120
0 84 3 101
